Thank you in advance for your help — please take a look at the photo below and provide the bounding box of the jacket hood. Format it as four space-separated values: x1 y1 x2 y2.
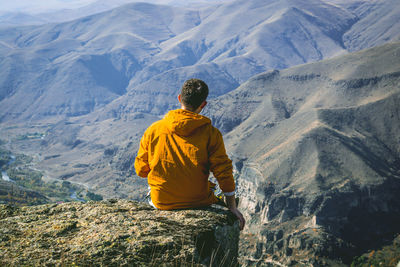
164 109 211 136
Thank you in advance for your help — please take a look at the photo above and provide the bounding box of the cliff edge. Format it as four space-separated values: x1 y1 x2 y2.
0 200 239 266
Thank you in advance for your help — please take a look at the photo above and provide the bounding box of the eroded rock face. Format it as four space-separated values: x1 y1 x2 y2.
0 200 239 266
210 43 400 266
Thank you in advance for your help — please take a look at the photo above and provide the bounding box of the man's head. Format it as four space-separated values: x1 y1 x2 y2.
179 79 209 112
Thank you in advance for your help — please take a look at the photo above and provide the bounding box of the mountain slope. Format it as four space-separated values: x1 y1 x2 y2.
0 0 356 122
84 0 361 118
0 0 228 27
1 0 400 123
0 3 201 121
128 0 356 86
203 42 400 265
343 0 400 51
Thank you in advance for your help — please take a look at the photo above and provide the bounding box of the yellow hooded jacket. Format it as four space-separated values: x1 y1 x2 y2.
134 109 235 210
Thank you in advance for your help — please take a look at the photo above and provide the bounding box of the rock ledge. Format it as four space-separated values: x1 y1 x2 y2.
0 200 239 266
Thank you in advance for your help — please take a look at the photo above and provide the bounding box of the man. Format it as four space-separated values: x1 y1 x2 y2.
134 78 245 230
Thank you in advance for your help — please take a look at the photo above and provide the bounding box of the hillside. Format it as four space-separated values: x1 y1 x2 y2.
1 0 400 122
203 42 400 265
342 0 400 51
0 2 202 121
0 0 228 26
0 180 48 206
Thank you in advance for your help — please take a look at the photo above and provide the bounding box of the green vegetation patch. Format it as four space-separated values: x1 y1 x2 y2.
16 132 46 141
86 191 103 201
0 148 11 169
0 148 94 205
351 235 400 267
0 180 48 206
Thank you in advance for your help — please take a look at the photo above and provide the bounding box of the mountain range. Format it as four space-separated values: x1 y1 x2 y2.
0 0 228 26
1 0 399 122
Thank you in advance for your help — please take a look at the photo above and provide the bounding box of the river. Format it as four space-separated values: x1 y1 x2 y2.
2 154 86 202
70 190 85 202
1 155 15 182
35 168 87 202
35 167 87 202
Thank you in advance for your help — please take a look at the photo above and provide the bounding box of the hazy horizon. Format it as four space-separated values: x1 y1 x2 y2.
0 0 228 14
0 0 97 13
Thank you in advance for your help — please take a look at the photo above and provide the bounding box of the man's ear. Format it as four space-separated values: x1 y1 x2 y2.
200 101 207 109
178 94 182 103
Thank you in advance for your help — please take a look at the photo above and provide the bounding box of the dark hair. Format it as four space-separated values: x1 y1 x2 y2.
180 79 209 110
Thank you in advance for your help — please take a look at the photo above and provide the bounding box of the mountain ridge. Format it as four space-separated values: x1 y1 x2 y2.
1 0 399 122
201 41 400 265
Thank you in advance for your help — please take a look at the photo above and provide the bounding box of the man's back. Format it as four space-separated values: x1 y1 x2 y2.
134 78 245 230
135 109 235 210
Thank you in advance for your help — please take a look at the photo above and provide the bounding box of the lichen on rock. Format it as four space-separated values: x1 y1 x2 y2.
0 200 240 266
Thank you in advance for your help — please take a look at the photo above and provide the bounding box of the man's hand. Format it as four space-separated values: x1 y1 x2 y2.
225 194 246 230
229 207 245 230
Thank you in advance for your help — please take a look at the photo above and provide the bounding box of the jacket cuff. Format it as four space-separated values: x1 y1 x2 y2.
223 191 235 196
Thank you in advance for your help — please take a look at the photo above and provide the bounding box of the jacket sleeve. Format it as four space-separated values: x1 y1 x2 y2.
134 131 151 178
208 127 235 193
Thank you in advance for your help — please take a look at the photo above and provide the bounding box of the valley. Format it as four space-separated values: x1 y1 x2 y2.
0 0 400 265
0 144 102 205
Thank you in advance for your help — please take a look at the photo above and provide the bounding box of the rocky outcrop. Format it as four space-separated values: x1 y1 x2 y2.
0 200 240 266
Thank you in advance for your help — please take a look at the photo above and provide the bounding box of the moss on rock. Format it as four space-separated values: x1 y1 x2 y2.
0 200 239 266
